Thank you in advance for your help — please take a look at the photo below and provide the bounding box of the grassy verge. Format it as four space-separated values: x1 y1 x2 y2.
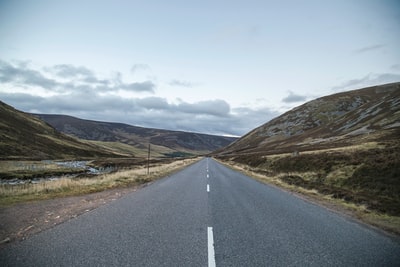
215 143 400 235
0 157 200 207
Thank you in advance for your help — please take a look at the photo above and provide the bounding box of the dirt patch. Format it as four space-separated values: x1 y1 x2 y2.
0 184 149 248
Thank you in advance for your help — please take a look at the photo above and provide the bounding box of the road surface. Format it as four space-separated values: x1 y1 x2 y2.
1 158 399 266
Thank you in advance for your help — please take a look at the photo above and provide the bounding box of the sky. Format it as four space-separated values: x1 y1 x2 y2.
0 0 399 137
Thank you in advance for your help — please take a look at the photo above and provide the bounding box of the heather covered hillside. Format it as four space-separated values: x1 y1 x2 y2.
215 83 400 219
0 101 116 160
217 82 400 156
35 114 237 156
0 100 237 160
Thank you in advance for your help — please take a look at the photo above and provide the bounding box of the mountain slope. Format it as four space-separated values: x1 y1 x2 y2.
217 82 400 156
0 101 117 159
34 114 237 155
214 82 400 218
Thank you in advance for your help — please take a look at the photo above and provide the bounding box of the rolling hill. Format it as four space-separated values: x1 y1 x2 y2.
0 101 117 159
34 114 237 156
214 82 400 218
217 82 400 156
0 100 237 160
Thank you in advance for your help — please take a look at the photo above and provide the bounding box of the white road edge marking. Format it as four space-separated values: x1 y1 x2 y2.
207 184 210 192
208 227 216 267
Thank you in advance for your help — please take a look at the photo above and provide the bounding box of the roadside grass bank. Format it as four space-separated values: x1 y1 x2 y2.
215 142 400 235
0 157 200 207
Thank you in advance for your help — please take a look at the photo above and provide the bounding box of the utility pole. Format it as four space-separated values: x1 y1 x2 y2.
147 143 151 175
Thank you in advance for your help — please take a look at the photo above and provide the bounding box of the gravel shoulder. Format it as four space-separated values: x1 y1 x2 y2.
0 184 149 248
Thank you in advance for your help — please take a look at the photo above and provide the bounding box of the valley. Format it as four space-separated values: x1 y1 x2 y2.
0 99 235 198
1 82 399 241
34 113 237 157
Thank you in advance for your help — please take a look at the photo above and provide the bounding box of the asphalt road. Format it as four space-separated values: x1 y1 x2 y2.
1 158 400 266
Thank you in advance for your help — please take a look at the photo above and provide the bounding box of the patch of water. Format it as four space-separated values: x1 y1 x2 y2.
0 161 117 185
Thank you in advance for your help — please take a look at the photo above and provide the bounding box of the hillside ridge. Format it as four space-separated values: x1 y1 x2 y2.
0 101 116 159
217 82 400 156
34 114 237 155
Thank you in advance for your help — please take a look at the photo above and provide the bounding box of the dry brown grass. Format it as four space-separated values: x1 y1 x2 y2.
0 160 84 180
0 157 200 206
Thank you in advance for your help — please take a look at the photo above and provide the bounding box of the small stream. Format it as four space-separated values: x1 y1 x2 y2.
0 161 116 185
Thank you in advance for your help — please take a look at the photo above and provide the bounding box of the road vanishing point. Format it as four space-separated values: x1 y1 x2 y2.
1 158 400 266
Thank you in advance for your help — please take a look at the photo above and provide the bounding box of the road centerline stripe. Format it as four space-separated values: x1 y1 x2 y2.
207 184 210 192
208 227 216 267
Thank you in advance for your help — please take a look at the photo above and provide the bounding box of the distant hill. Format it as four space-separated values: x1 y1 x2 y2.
34 114 237 156
0 101 116 159
216 82 400 156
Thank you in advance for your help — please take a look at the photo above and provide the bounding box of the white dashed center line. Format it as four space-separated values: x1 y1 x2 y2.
207 160 215 266
208 227 216 267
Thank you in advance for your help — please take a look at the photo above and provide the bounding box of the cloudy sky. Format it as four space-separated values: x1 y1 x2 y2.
0 0 399 136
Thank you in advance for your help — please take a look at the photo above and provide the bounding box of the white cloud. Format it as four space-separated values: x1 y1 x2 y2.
169 79 196 87
177 99 231 117
0 58 282 136
353 44 386 54
131 64 150 74
0 60 155 95
49 64 94 78
332 73 400 92
122 81 156 93
281 91 307 103
0 60 58 89
390 64 400 71
135 97 169 110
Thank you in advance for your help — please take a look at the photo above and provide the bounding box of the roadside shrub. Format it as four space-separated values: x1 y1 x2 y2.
232 154 266 167
270 153 350 173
